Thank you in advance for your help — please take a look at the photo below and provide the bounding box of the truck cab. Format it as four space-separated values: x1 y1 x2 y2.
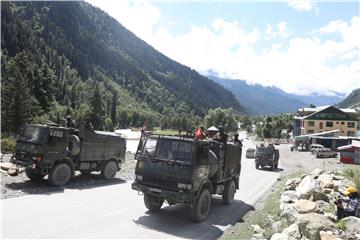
132 134 242 222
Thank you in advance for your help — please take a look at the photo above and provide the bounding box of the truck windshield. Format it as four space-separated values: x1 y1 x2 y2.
141 137 193 163
17 126 48 145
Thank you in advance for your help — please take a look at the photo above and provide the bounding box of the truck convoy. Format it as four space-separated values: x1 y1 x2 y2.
132 134 242 222
11 123 126 186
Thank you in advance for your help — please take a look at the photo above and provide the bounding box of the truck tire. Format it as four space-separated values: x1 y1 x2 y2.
25 169 46 181
69 134 81 157
101 160 117 179
144 194 164 211
255 163 260 169
271 162 276 171
222 180 236 205
191 188 211 222
48 162 71 186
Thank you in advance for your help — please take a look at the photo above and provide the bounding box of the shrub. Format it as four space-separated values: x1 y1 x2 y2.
344 168 360 191
1 137 16 153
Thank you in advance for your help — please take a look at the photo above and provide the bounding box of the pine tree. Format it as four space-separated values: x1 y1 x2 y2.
90 83 106 130
110 91 118 126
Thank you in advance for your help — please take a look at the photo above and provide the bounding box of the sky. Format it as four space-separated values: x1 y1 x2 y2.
87 0 360 96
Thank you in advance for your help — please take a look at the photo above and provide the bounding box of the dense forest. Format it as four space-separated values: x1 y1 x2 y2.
1 1 244 134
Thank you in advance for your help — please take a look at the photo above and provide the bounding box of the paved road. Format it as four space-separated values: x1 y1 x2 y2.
2 133 280 239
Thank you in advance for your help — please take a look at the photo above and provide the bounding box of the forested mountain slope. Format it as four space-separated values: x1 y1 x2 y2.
1 1 243 133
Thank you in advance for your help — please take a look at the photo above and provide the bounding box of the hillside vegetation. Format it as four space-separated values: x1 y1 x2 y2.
1 1 243 133
338 88 360 109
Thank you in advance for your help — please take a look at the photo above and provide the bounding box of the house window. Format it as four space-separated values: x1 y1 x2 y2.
347 131 355 137
320 122 323 129
347 122 355 128
307 130 314 134
341 122 345 125
336 122 339 124
308 121 315 127
326 122 333 127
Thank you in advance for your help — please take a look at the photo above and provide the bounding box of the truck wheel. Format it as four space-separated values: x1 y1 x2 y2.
191 188 211 222
271 162 276 171
255 163 259 169
144 194 164 211
275 163 278 169
25 169 46 181
48 162 71 186
101 160 117 179
222 180 236 205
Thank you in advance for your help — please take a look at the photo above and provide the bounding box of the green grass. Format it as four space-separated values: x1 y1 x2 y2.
221 172 303 240
343 167 360 191
335 220 347 231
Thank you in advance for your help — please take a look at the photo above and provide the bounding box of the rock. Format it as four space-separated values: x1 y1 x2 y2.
296 175 317 199
272 220 284 234
294 199 317 214
0 162 15 171
285 178 299 190
281 204 300 225
252 224 265 234
282 223 302 240
297 213 335 240
332 175 345 181
270 233 289 240
337 179 356 194
315 200 330 214
317 173 334 189
322 188 333 195
312 191 330 202
324 213 337 222
342 216 360 232
252 233 266 240
320 231 337 240
311 169 325 179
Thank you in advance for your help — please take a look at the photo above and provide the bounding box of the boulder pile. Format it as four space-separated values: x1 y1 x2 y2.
252 169 360 240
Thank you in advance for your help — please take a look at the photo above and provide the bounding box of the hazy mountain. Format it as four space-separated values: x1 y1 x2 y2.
208 76 307 115
288 92 346 107
338 89 360 109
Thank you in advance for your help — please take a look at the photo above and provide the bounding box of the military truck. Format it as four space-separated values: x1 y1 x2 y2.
131 134 242 222
11 123 126 186
255 144 279 171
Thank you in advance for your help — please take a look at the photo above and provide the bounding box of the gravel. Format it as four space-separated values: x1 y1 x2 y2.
0 152 136 199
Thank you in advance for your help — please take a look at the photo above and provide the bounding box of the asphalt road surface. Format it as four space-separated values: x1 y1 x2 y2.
2 133 280 239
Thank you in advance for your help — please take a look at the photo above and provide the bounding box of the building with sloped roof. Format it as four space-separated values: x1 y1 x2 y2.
294 106 358 137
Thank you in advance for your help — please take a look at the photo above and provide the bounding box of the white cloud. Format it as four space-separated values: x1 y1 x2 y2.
87 0 359 96
287 0 318 12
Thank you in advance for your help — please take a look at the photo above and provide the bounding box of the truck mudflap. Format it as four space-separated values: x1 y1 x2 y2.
132 182 193 203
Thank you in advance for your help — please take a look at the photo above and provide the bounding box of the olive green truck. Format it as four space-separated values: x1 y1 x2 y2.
11 124 126 186
132 134 242 222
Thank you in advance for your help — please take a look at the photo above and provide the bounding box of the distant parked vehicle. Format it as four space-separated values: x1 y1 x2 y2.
315 148 337 158
246 148 255 158
310 144 325 153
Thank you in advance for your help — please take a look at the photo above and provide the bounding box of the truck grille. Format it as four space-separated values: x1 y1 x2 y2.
15 152 32 162
142 176 178 190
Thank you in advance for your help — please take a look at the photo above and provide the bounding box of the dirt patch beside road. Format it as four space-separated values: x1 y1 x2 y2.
0 152 136 199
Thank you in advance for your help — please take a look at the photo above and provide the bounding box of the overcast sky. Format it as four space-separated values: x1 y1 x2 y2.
87 0 359 96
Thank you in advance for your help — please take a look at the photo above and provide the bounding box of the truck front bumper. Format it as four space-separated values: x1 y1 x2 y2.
132 181 193 203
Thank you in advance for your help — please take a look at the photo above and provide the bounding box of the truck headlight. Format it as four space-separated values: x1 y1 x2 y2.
136 175 143 181
178 183 192 190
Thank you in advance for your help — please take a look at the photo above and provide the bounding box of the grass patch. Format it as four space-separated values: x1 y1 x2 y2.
335 219 347 231
343 167 360 191
221 172 303 240
1 136 16 153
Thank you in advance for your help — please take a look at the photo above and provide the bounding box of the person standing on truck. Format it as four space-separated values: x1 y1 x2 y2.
65 115 75 128
195 126 206 140
215 126 228 143
232 133 243 147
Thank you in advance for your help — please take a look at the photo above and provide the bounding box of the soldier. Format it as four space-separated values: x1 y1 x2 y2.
215 126 228 143
65 115 75 128
232 133 243 147
84 117 94 131
336 186 360 219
